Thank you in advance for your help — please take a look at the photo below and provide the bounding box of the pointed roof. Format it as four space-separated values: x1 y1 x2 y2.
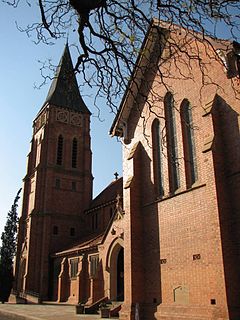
42 44 90 114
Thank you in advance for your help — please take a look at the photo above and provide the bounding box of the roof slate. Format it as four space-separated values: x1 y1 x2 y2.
89 177 123 210
43 44 90 114
53 233 105 257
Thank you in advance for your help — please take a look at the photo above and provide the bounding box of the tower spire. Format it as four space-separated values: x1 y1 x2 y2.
43 44 90 114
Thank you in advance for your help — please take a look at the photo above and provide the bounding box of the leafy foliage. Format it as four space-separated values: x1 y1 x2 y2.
0 188 21 302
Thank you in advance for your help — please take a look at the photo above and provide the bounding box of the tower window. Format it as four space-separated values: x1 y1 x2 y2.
53 226 59 235
31 138 37 171
164 92 180 193
56 135 63 165
72 138 78 168
180 100 198 188
152 119 164 197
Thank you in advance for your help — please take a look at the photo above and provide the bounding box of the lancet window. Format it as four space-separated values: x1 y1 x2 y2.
72 138 78 168
164 92 180 193
56 135 63 165
152 119 164 197
180 99 198 187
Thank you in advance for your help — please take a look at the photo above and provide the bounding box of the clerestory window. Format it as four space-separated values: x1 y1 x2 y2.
180 99 198 188
152 119 164 197
164 92 180 193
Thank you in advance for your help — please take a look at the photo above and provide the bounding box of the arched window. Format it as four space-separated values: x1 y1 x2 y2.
164 92 180 193
152 119 164 197
180 99 198 188
72 138 78 168
31 138 37 171
56 135 63 165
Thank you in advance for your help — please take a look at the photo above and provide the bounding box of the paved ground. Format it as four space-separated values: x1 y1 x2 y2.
0 304 117 320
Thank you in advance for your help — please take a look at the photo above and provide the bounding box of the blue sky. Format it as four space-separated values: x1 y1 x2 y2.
0 3 122 237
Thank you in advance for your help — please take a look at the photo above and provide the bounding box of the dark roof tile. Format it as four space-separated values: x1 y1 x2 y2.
89 177 123 210
42 44 90 114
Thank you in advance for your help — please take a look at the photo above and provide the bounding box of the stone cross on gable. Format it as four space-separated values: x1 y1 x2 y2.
114 172 119 180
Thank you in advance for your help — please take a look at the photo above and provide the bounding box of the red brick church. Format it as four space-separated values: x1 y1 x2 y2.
14 20 240 320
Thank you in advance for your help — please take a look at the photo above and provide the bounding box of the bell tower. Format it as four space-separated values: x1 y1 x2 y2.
14 45 93 301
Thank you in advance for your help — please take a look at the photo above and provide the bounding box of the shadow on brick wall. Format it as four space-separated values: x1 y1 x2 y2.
136 143 162 319
212 94 240 319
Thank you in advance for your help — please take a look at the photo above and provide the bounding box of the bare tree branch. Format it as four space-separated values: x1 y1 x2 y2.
2 0 240 124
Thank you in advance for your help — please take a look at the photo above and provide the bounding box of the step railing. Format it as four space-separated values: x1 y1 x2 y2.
84 296 108 314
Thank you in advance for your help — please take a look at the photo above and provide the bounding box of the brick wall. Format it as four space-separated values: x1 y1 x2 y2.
119 33 240 319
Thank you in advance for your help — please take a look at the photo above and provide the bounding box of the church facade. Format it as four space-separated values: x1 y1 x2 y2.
14 20 240 320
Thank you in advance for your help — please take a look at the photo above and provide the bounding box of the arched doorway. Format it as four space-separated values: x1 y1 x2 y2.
117 247 124 301
108 240 124 301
